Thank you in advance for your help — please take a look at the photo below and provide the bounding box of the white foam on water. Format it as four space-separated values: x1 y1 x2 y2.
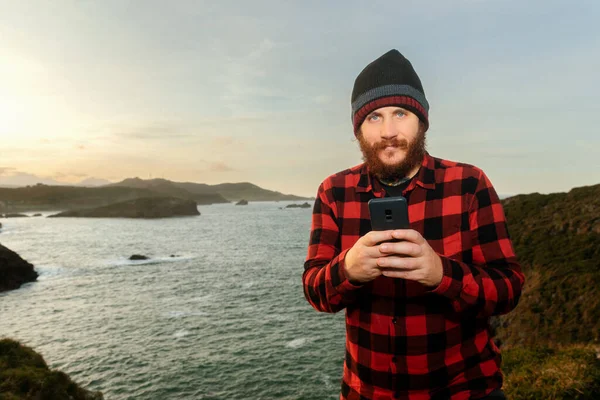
164 310 208 319
188 295 213 302
285 337 308 349
173 329 190 338
34 264 67 280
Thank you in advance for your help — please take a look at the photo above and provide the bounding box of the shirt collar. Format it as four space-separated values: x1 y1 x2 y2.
356 152 436 195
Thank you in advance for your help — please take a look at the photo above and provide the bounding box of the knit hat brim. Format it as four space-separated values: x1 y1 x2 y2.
352 94 429 134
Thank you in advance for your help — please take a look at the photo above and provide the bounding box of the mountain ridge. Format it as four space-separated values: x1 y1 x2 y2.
0 178 312 213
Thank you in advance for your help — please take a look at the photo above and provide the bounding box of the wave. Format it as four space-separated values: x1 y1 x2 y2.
285 337 309 349
163 311 208 319
173 329 190 338
34 264 67 280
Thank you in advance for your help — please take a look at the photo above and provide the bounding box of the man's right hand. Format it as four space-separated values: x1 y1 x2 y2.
344 230 398 283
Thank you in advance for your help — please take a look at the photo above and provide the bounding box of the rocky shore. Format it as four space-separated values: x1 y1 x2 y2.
0 243 38 292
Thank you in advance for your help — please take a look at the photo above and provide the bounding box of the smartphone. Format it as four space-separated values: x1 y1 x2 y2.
368 197 410 233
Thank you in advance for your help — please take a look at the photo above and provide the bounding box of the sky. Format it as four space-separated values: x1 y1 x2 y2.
1 0 599 197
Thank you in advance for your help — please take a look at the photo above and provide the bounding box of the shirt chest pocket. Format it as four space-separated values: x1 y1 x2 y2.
422 214 470 260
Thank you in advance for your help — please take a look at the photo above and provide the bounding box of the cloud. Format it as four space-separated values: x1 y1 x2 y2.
0 167 17 176
0 168 112 187
111 121 196 141
51 172 88 180
209 136 248 149
207 162 234 172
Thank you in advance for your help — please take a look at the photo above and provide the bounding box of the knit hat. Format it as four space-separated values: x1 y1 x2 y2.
351 49 429 134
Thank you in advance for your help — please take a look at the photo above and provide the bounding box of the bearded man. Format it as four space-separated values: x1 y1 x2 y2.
302 49 524 400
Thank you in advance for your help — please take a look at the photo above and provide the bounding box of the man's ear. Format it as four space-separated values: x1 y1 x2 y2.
353 128 362 142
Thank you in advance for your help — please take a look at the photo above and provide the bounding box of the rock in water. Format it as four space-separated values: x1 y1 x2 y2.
0 243 38 292
285 202 312 209
3 213 29 218
236 199 248 206
129 254 149 260
48 197 200 219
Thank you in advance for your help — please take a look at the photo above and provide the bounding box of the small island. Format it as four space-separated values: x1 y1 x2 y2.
235 199 248 206
48 197 200 219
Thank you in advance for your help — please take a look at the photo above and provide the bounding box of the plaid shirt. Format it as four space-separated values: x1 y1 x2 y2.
303 153 524 400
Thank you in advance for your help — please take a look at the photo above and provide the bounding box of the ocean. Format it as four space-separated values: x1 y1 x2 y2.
0 201 346 399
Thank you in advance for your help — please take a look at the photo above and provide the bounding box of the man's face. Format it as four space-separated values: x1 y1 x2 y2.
357 106 426 181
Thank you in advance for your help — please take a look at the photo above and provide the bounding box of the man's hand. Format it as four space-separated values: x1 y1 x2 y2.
345 229 444 287
344 230 397 283
376 229 443 288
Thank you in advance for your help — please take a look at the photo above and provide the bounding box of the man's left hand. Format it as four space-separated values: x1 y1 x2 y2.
376 229 444 288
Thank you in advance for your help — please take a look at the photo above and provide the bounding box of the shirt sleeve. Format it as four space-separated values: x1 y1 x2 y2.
429 170 525 317
302 182 364 313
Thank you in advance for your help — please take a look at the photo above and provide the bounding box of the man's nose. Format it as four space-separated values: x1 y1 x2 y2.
380 118 397 139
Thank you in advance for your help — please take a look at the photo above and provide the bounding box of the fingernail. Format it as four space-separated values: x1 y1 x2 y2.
380 244 388 251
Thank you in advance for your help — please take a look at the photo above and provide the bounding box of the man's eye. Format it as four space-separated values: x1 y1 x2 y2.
368 115 379 121
396 111 405 117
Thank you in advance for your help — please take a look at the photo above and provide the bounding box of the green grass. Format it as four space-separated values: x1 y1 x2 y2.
503 345 600 400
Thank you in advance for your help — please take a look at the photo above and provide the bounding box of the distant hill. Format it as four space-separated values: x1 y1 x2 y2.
48 196 200 219
75 177 112 187
106 178 227 204
208 182 308 202
0 184 224 213
493 183 600 348
107 178 310 202
0 178 311 213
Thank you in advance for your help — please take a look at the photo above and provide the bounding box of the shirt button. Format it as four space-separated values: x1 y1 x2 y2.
392 318 397 324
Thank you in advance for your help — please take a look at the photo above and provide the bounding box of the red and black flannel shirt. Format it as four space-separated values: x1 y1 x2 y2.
303 152 525 400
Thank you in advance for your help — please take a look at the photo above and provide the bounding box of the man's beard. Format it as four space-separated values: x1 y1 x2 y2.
357 129 427 181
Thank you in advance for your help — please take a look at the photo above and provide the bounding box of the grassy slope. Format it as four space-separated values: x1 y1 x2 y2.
496 184 600 347
494 184 600 398
0 338 103 400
